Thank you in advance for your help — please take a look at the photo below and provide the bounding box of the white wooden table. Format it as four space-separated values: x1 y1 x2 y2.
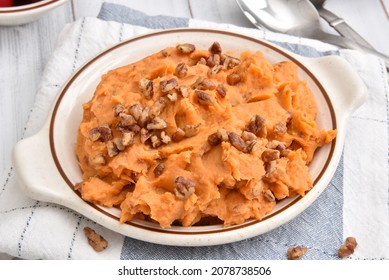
1 0 388 259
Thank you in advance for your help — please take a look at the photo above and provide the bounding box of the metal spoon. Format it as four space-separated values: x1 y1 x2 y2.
236 0 389 69
309 0 373 49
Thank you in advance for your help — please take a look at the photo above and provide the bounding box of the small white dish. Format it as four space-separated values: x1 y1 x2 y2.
13 29 367 246
0 0 68 26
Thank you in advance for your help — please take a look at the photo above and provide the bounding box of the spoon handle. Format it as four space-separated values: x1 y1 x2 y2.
316 31 389 70
317 7 374 50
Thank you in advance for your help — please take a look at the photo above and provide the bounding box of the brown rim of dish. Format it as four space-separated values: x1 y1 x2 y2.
0 0 62 13
49 28 337 235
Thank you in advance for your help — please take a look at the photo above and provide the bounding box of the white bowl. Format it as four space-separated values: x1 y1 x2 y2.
13 28 367 246
0 0 68 26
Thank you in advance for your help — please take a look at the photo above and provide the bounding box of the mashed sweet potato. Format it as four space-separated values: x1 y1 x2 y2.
75 42 336 228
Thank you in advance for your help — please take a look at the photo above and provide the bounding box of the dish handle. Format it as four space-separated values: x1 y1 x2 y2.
300 55 368 123
13 125 80 206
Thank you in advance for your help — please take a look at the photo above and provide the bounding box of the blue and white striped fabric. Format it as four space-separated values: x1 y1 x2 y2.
0 3 388 259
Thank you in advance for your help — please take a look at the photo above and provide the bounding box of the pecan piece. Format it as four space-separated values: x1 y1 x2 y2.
287 246 308 260
226 73 241 85
140 128 152 144
192 77 216 90
228 132 248 152
174 176 196 199
150 97 166 118
160 131 171 144
198 141 213 155
176 43 196 54
265 160 277 177
261 149 280 162
266 141 290 157
139 78 154 99
197 57 207 65
183 124 201 137
125 124 141 134
160 78 178 93
206 129 228 145
246 115 267 137
113 137 125 151
122 131 135 146
207 132 221 146
247 140 261 153
153 162 165 177
209 41 222 54
274 141 287 151
106 140 119 157
217 128 229 141
167 92 178 102
119 113 137 127
83 227 108 252
174 62 188 78
138 107 151 127
128 104 143 121
88 125 112 142
98 125 112 142
222 55 241 69
115 122 131 133
178 85 189 98
113 104 125 116
206 54 221 67
264 189 276 202
216 83 227 98
207 65 222 77
88 127 101 142
150 135 162 148
147 117 167 130
195 90 214 106
273 142 290 157
241 131 257 142
172 128 186 142
91 154 105 165
338 237 358 258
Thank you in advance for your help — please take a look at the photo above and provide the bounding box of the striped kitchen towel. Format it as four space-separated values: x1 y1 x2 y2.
0 2 388 259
